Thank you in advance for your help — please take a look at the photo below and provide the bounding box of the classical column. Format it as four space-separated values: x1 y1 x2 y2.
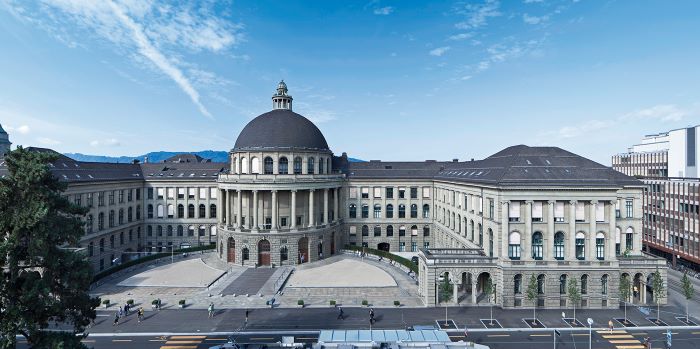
291 190 297 229
323 188 329 225
524 201 533 260
589 200 597 261
568 201 576 261
218 189 223 225
236 190 242 228
272 190 278 230
547 200 555 260
333 187 339 222
308 189 315 227
608 200 616 260
253 190 259 229
452 280 459 304
501 201 509 259
471 279 478 304
224 189 230 226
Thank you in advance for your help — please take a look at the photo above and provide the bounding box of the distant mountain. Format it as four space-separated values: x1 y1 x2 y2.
64 151 365 164
64 151 229 163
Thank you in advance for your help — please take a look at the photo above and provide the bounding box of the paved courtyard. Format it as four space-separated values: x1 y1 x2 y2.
286 259 397 288
117 258 226 288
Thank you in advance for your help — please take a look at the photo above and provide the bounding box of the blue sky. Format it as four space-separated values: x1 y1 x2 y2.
0 0 699 164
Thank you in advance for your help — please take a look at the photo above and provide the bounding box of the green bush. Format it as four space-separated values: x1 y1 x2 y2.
297 299 304 306
362 299 369 306
178 299 186 305
102 299 109 305
151 299 159 305
126 299 134 305
394 300 400 306
344 245 419 275
330 300 336 306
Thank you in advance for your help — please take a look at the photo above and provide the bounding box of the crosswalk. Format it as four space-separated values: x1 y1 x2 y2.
159 335 206 349
597 330 645 349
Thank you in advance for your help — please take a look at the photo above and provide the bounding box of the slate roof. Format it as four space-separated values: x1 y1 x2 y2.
140 161 226 180
162 153 210 163
233 109 330 152
347 145 642 188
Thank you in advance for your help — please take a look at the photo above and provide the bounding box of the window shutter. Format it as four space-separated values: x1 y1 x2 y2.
509 202 521 218
532 202 543 218
555 202 565 218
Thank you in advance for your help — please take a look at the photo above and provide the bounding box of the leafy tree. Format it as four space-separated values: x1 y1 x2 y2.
681 271 695 323
526 274 538 324
651 269 665 324
567 278 581 325
0 147 98 348
483 276 496 325
438 273 453 303
619 274 631 323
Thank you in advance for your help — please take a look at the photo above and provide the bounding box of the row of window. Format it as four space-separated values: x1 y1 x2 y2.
351 186 431 200
148 187 217 201
87 227 141 257
74 188 142 208
507 200 633 222
147 203 217 219
146 224 217 237
350 241 430 252
233 156 331 175
507 229 634 261
349 224 430 237
512 273 609 296
349 204 430 219
85 206 141 233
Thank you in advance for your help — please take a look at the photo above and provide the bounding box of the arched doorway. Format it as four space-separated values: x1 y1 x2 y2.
318 241 324 259
227 237 235 263
645 274 654 305
460 272 473 304
633 273 644 304
298 237 309 264
258 240 271 266
330 232 336 255
477 272 491 304
378 242 390 251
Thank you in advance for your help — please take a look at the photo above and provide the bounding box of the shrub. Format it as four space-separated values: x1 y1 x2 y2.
102 299 110 305
394 300 401 306
362 299 369 306
330 300 336 306
344 245 418 275
178 299 186 305
151 299 159 305
126 299 134 305
297 299 304 306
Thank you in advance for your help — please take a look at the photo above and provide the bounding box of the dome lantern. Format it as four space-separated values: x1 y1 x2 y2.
272 80 293 110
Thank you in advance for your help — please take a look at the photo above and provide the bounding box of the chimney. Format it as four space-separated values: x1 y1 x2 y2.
452 158 459 162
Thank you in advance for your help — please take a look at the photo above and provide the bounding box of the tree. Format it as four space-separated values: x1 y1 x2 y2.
526 274 538 324
681 271 695 323
567 278 581 325
438 273 453 303
483 276 496 325
619 274 631 323
0 147 98 348
651 269 665 324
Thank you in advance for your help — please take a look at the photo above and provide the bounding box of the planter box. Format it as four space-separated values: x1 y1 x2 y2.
102 304 109 308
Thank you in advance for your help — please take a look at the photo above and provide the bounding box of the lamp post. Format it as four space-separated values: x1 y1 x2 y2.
587 318 594 349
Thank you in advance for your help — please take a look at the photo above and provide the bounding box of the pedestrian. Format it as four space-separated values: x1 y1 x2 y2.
369 308 375 324
208 302 215 318
113 312 120 326
157 298 161 310
245 309 249 326
118 308 123 319
138 307 144 322
124 304 129 316
608 320 614 333
337 306 344 320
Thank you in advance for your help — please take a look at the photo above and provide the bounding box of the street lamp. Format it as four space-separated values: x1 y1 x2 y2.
587 318 594 349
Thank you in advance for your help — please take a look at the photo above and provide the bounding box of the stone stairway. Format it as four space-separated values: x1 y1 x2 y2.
221 268 277 296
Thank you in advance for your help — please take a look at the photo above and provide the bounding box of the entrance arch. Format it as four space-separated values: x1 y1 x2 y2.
258 240 271 266
476 272 492 304
298 237 309 264
227 237 235 263
378 242 390 252
633 273 644 304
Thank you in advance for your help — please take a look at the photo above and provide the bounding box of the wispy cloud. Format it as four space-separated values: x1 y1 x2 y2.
448 32 473 41
37 137 61 146
621 104 688 122
5 124 30 134
454 0 501 30
429 46 451 56
90 138 121 147
373 6 394 15
523 13 549 25
2 0 244 119
523 0 545 3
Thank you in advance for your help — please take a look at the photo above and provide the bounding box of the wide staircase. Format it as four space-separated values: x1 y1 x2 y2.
221 268 277 295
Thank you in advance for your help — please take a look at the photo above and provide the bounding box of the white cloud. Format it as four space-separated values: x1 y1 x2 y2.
37 137 61 146
5 124 31 134
454 0 501 30
523 13 549 25
524 0 545 3
460 75 472 81
622 104 688 122
373 6 394 15
90 138 121 147
448 32 473 41
429 46 451 56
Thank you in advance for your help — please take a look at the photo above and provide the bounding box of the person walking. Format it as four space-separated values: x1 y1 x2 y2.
369 308 375 324
337 306 344 320
608 320 614 333
118 307 123 319
245 309 250 326
113 312 120 326
157 298 162 310
137 307 144 322
208 302 215 319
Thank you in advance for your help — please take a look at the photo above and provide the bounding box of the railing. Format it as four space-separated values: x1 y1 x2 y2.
219 173 344 183
273 267 294 293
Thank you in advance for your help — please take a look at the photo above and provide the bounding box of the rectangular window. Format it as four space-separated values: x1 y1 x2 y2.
509 202 520 222
422 187 430 198
399 242 405 252
74 194 82 206
398 187 406 199
147 188 153 200
350 187 358 198
349 226 356 235
199 188 206 200
210 188 217 199
625 200 633 218
410 187 418 199
575 202 585 222
576 238 585 260
87 193 93 207
532 202 543 222
411 242 417 252
281 217 287 227
478 196 483 214
177 188 185 199
386 187 393 199
596 203 605 222
424 242 430 249
118 190 124 203
167 188 174 199
373 187 381 198
188 188 195 199
361 187 369 199
596 237 605 260
136 188 141 200
554 202 565 222
127 189 133 202
108 191 115 205
508 244 520 259
488 199 494 219
98 192 105 206
157 188 164 199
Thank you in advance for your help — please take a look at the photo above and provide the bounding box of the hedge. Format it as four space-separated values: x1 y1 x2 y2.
92 244 215 282
344 245 418 275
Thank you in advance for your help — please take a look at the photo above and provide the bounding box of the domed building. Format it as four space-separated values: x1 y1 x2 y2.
216 81 345 266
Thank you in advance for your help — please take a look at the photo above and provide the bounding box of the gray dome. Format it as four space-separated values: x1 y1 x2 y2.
234 109 330 152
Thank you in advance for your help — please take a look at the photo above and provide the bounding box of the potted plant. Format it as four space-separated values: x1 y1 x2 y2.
330 300 336 307
127 299 134 306
362 299 369 307
178 299 186 308
102 299 110 308
297 299 304 308
394 300 401 307
151 299 159 309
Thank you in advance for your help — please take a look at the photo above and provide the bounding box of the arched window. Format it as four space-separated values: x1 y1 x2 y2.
575 232 585 260
232 156 238 174
349 204 357 218
264 157 274 174
319 157 324 174
99 238 104 252
166 204 174 218
596 232 605 260
423 226 430 237
398 204 406 218
242 247 249 261
386 204 394 218
559 274 567 294
188 225 195 236
374 225 381 236
98 212 104 230
127 207 133 222
278 157 288 174
188 204 195 218
167 225 173 236
478 223 483 247
399 226 406 236
88 242 94 257
580 274 588 294
147 225 152 237
411 225 418 236
387 225 394 236
108 210 115 227
251 157 260 174
307 157 315 174
293 157 302 174
156 226 162 237
361 204 369 218
601 274 608 295
199 204 206 218
177 225 183 236
374 204 381 218
362 225 369 236
410 204 418 218
210 225 217 236
156 205 164 218
615 227 622 255
537 274 546 295
136 205 141 220
532 231 543 260
423 204 430 218
554 232 565 260
241 157 248 174
508 232 521 259
625 227 634 251
210 204 217 218
514 274 522 294
280 246 288 261
86 214 94 233
147 204 153 219
198 225 206 236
